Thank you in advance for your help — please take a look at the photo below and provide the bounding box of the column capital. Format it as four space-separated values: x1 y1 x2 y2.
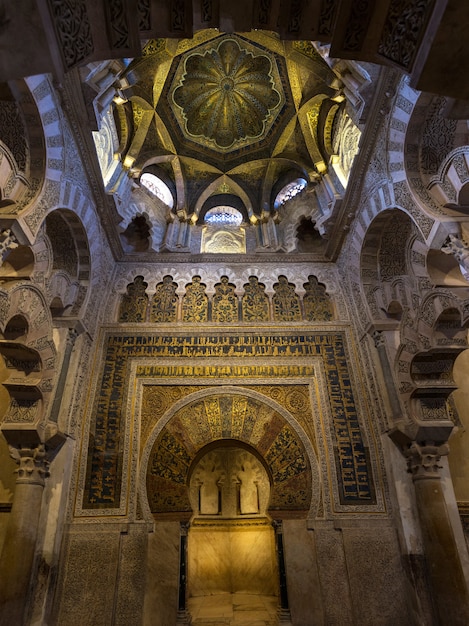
65 327 80 348
272 519 284 534
0 229 19 265
9 444 50 486
371 329 386 349
405 441 449 480
441 234 469 280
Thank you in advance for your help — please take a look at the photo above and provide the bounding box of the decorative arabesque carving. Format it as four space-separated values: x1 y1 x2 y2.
182 276 208 322
105 0 131 49
241 276 269 322
150 275 178 322
137 0 151 31
50 0 94 69
272 275 301 322
212 276 238 323
201 226 246 254
0 230 19 266
318 0 339 38
201 0 213 24
0 102 27 171
4 398 41 424
332 111 361 185
118 276 148 322
342 0 374 52
420 97 458 177
379 214 412 280
303 275 333 321
378 0 433 70
441 234 469 281
171 0 187 32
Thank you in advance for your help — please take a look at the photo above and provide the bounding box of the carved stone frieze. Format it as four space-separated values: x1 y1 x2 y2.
378 0 433 70
50 0 94 69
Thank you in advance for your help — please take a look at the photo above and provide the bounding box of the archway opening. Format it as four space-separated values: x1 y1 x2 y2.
186 443 278 622
144 388 314 625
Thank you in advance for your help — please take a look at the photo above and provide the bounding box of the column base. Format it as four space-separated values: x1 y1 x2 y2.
176 609 192 625
277 606 292 624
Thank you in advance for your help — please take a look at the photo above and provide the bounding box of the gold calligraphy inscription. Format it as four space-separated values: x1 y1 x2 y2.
83 333 375 509
136 364 314 378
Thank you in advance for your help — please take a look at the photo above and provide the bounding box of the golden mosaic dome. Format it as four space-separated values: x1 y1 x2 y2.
171 36 284 151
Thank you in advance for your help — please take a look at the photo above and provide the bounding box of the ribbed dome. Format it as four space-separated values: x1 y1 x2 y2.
172 37 283 150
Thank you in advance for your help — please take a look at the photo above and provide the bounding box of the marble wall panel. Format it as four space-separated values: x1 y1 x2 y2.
314 527 354 625
143 521 180 626
342 524 411 625
114 525 148 626
187 522 278 598
283 520 324 626
53 527 121 626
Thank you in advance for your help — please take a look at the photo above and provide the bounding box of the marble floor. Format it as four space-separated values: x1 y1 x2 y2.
188 592 279 625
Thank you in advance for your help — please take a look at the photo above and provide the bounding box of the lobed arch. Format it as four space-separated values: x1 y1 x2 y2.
119 186 169 252
0 282 56 433
0 78 47 214
120 213 152 253
402 90 469 219
427 147 469 215
394 291 469 410
359 208 425 323
277 184 322 252
37 209 91 318
113 268 339 325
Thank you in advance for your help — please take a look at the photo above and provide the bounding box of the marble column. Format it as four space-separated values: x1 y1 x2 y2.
0 444 49 626
370 329 401 419
406 441 469 625
176 521 191 626
48 328 79 424
272 520 292 625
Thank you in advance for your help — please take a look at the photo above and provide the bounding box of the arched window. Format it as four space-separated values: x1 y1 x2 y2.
204 206 243 226
140 173 174 208
274 178 307 209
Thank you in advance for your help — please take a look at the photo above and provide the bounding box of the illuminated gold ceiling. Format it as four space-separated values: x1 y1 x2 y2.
114 30 344 214
171 36 285 151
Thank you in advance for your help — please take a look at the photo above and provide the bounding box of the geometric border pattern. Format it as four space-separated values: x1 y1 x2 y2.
82 330 376 511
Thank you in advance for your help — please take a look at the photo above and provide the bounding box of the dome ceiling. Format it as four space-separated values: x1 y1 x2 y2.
170 35 285 152
112 30 345 215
